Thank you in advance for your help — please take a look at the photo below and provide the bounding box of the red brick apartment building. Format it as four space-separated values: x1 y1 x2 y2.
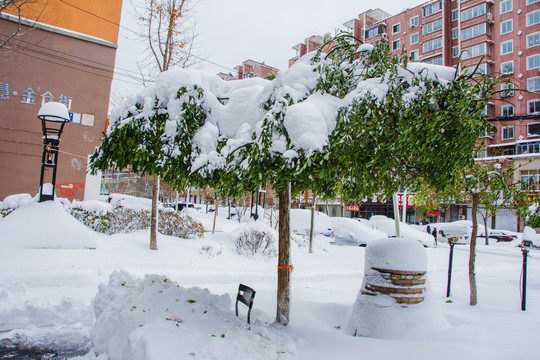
218 60 279 81
290 0 540 226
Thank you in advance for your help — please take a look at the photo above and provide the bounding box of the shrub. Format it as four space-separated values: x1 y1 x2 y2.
0 209 14 219
526 203 540 228
233 228 277 258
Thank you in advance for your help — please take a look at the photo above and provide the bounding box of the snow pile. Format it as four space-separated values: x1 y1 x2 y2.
345 238 449 339
290 209 333 237
72 200 113 214
0 201 97 249
0 193 36 210
369 215 436 247
107 194 160 211
89 271 296 360
231 220 278 258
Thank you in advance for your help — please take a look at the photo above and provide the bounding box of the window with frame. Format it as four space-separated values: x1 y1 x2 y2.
500 0 512 14
528 77 540 91
452 9 459 21
520 169 540 191
410 49 420 60
461 3 487 22
529 123 540 137
423 1 442 17
529 99 540 114
422 19 443 35
502 126 514 140
365 25 385 39
463 63 490 76
410 33 419 44
527 54 540 70
462 23 488 41
422 37 442 52
452 46 460 57
528 10 540 26
392 39 401 50
528 32 540 48
501 19 513 35
392 23 401 34
501 61 514 74
461 43 488 59
501 83 515 97
422 55 443 65
452 28 459 39
527 0 539 4
410 16 419 27
501 105 514 117
501 40 513 55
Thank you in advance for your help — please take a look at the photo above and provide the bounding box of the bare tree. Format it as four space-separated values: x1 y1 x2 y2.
0 0 39 49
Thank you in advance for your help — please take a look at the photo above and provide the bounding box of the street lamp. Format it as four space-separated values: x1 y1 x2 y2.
37 102 70 202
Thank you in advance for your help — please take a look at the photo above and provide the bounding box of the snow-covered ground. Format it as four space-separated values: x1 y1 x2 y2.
1 200 539 359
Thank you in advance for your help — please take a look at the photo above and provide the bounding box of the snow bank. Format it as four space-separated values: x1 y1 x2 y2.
329 217 387 245
89 271 296 360
0 201 97 249
345 238 449 339
0 193 35 210
369 216 436 247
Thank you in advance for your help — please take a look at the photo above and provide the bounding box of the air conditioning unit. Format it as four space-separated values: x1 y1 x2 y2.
459 215 466 220
381 33 388 41
486 13 494 22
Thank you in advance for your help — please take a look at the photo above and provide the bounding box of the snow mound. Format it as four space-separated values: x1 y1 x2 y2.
345 238 449 339
0 193 35 210
0 201 97 249
89 271 296 360
369 215 436 247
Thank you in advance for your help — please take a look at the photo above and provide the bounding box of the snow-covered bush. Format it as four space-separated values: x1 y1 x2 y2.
70 207 204 238
526 203 540 228
233 228 276 258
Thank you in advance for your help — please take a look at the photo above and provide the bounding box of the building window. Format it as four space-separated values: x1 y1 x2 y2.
500 0 512 14
501 19 513 35
462 43 488 59
501 40 513 55
452 46 460 57
422 37 443 53
392 23 401 34
527 0 539 5
392 39 401 50
528 123 540 137
529 99 540 114
423 54 443 65
528 10 540 26
521 169 540 191
452 9 459 21
461 3 487 22
462 23 488 41
423 1 442 17
452 28 459 39
365 25 385 39
528 76 540 91
527 54 540 70
502 126 514 140
501 83 515 97
528 32 540 48
410 16 419 27
422 19 443 35
410 33 419 44
501 105 514 117
501 61 514 74
410 49 420 60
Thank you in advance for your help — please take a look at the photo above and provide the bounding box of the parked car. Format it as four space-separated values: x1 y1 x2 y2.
429 222 471 244
290 209 334 242
330 217 387 246
480 229 519 242
368 215 436 248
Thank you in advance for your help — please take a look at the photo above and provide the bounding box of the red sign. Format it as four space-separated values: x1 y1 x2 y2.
345 205 360 212
397 193 416 209
55 182 84 198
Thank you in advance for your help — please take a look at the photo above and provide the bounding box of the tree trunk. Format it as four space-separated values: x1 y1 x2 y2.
469 193 479 305
309 200 315 254
484 211 490 246
277 189 291 325
150 175 160 250
212 195 218 234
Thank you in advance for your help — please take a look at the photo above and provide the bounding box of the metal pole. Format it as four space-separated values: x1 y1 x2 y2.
522 251 528 311
393 193 400 238
446 241 455 298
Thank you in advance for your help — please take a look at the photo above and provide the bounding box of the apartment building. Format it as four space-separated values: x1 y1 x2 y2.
218 59 279 81
289 0 539 226
0 0 122 201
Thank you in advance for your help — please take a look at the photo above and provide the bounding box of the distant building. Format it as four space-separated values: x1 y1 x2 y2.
0 0 122 201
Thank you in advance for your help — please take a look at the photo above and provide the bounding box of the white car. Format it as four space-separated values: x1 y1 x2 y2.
330 217 387 246
368 215 436 248
290 209 334 241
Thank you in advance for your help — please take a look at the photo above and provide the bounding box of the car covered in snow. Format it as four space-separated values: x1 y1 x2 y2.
368 215 436 248
290 209 334 241
329 217 387 246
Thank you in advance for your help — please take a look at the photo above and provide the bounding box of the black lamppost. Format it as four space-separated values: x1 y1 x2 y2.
37 102 70 202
